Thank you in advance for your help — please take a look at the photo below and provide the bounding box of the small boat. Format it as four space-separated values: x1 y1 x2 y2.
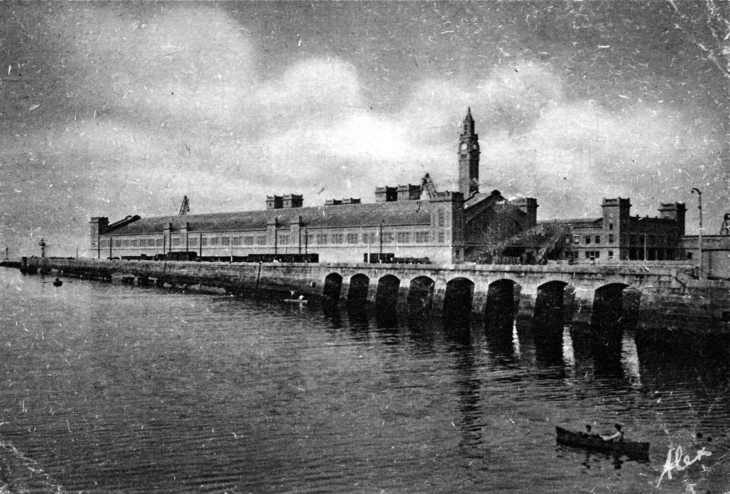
52 278 63 287
556 426 650 460
284 298 308 304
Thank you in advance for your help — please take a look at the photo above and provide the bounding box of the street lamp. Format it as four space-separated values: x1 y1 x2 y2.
691 188 703 280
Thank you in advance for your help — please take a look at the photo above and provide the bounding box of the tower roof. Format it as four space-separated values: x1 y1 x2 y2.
464 107 473 122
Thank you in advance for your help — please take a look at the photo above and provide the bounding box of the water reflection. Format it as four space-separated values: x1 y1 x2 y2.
484 313 517 366
444 326 484 455
321 300 343 329
7 269 730 493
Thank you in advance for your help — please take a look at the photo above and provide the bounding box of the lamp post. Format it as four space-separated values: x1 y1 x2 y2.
691 188 703 280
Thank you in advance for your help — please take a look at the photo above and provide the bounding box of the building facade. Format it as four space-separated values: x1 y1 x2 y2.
549 198 686 263
91 192 466 264
88 109 537 265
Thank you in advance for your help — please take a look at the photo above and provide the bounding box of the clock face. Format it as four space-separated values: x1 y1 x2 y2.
472 143 479 150
460 142 468 151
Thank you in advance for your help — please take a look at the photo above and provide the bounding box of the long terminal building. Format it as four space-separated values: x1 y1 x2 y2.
90 109 689 265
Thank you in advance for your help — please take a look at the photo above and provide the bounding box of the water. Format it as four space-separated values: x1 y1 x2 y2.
1 268 729 493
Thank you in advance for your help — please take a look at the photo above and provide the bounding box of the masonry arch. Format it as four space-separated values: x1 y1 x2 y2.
323 273 343 301
407 276 435 314
443 277 475 317
348 273 370 304
485 279 520 322
592 283 640 330
534 280 569 329
375 275 401 311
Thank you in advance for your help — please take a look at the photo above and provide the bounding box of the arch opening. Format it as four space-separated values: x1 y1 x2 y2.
375 275 401 312
592 283 640 330
347 274 370 304
323 273 343 301
407 276 435 315
485 279 519 327
534 281 568 331
443 278 475 325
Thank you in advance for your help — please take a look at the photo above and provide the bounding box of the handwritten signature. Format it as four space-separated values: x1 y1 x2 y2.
657 445 712 487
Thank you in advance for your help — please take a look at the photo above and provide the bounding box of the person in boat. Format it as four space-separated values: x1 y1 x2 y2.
601 424 624 442
583 424 597 437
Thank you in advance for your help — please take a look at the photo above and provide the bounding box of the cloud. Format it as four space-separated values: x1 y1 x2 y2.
0 6 724 256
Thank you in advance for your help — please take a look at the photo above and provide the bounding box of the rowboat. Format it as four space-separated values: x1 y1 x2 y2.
284 298 308 304
555 426 650 460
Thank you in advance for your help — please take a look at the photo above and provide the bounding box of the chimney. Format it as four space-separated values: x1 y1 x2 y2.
266 195 283 209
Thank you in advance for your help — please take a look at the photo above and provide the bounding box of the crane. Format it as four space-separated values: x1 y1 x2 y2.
721 213 730 235
179 196 190 216
421 173 438 199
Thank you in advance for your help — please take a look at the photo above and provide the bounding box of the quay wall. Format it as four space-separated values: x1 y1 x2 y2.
19 257 730 332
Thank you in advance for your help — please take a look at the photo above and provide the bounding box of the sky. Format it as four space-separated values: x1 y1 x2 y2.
0 1 727 257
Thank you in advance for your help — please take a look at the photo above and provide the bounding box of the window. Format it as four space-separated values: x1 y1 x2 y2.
189 238 198 247
172 237 180 246
100 239 108 248
331 233 344 244
397 232 410 243
687 252 693 260
381 232 394 244
244 236 254 246
278 235 289 245
608 234 614 243
146 239 154 247
608 251 614 259
201 237 208 246
595 235 601 244
256 236 267 245
316 234 328 245
609 223 614 230
585 251 591 259
362 232 376 244
123 239 130 247
305 233 315 245
156 238 163 247
210 237 219 246
222 236 231 246
585 236 591 245
438 231 445 243
346 233 359 244
233 237 241 246
573 235 580 244
437 209 445 227
415 231 430 243
115 239 122 247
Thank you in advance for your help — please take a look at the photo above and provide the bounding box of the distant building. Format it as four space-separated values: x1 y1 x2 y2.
547 198 686 263
90 110 539 264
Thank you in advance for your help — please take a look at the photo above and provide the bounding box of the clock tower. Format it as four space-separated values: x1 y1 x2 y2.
458 108 479 197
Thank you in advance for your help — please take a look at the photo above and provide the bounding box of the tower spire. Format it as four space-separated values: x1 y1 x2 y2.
458 108 479 197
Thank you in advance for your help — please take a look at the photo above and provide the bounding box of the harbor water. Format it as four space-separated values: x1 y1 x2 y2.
0 267 728 493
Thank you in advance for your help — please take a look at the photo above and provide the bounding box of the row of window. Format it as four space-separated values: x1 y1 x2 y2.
628 234 672 246
571 233 675 246
307 231 437 245
568 250 615 260
572 234 615 245
101 230 445 248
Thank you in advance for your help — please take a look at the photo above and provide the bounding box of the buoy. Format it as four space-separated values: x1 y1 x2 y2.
52 278 63 287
